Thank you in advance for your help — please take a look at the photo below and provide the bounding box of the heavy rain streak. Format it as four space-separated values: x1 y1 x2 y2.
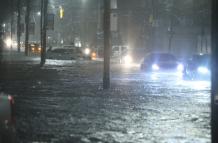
0 0 211 143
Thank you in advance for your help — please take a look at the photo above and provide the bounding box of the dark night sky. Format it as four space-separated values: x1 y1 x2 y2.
0 0 12 22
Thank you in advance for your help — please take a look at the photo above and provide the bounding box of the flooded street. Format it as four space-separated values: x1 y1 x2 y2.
0 61 211 143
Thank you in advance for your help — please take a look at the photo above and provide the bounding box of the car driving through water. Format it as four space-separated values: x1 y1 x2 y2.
140 53 184 73
183 54 211 80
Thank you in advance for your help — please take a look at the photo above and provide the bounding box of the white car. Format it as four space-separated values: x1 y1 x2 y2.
0 93 16 143
47 48 82 60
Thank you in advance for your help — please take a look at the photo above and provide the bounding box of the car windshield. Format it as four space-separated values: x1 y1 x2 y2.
192 55 211 64
149 53 177 62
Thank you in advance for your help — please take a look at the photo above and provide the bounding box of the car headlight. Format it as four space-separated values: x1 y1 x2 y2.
84 48 91 55
197 67 209 74
152 64 159 71
4 38 12 47
123 55 133 64
91 52 97 60
177 64 184 71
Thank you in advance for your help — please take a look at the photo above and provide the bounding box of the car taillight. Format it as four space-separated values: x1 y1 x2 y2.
8 95 15 125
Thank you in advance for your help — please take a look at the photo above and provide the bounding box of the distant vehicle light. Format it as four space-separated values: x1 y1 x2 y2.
84 48 91 55
91 52 97 60
5 38 12 47
123 55 133 64
152 64 159 71
177 64 184 71
31 48 35 51
197 67 209 74
38 47 41 51
8 95 13 101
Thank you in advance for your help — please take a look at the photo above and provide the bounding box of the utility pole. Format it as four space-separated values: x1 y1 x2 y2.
103 0 111 89
17 0 21 52
25 0 30 56
40 0 48 66
211 0 218 142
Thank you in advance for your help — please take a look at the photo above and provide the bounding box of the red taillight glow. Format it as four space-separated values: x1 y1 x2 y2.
8 95 12 101
8 95 14 104
8 95 15 124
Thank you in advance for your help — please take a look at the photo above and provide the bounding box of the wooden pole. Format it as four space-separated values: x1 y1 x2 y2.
40 0 48 66
103 0 111 89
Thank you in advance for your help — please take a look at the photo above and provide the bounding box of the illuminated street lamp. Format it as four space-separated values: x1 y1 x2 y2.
37 11 41 16
59 6 64 19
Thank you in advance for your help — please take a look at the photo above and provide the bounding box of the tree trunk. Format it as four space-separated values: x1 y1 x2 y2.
200 26 205 53
25 0 30 56
11 0 14 51
17 0 21 52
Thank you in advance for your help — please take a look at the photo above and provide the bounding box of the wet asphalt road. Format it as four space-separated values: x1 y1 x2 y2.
0 60 211 143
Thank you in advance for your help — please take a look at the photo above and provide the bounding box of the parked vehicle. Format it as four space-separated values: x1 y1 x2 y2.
29 43 41 54
0 93 16 143
183 54 211 80
47 48 82 60
111 45 133 64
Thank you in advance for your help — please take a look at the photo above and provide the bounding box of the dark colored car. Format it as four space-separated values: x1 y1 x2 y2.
141 53 184 73
183 54 211 80
0 93 16 143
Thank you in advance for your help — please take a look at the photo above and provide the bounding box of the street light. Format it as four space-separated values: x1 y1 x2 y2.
59 6 64 19
37 11 41 16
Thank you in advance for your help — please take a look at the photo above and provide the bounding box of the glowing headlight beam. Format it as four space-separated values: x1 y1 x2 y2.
123 55 133 64
84 48 91 55
177 64 184 71
5 38 12 47
152 64 159 71
197 67 209 74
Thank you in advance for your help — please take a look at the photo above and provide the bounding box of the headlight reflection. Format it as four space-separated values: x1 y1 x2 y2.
152 64 159 71
197 67 210 74
177 64 184 72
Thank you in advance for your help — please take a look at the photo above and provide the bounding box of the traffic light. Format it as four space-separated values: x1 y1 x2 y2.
59 6 64 19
